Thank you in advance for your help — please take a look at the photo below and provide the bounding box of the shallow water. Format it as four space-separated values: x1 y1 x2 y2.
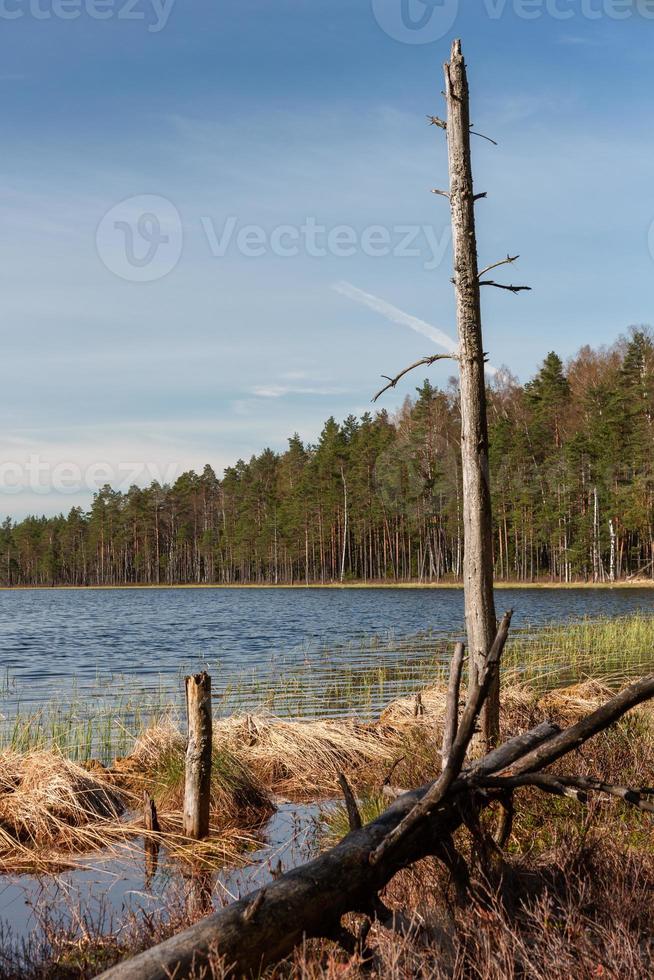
1 587 654 724
0 802 326 950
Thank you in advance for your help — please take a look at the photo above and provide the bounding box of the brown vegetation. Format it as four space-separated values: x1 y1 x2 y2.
3 703 653 979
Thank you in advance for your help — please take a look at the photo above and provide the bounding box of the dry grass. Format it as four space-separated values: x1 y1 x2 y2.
120 677 654 808
2 674 650 875
0 750 128 870
213 714 401 798
0 745 262 874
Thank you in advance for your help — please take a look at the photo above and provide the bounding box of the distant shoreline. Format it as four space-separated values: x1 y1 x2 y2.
2 581 654 592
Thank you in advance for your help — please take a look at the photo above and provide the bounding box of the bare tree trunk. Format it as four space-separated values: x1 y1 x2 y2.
444 40 498 749
340 465 348 583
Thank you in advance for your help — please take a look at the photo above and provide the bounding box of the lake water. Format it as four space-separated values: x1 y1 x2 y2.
2 586 654 727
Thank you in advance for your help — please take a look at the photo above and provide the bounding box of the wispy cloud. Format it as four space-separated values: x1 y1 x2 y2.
251 385 345 399
557 34 605 47
332 281 499 377
332 280 459 354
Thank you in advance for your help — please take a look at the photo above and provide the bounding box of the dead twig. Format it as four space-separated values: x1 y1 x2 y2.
479 281 532 294
478 255 520 280
470 126 498 146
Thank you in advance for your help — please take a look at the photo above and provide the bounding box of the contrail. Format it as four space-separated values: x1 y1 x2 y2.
332 280 497 376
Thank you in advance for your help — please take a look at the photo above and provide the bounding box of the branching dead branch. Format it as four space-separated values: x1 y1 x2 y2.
369 611 513 867
480 773 654 814
372 354 458 403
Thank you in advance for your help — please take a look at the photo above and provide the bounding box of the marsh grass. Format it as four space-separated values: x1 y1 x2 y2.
126 721 272 824
2 613 653 763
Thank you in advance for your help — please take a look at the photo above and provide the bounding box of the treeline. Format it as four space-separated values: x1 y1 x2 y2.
2 329 654 587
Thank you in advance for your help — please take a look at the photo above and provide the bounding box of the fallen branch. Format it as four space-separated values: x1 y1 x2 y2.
96 671 654 980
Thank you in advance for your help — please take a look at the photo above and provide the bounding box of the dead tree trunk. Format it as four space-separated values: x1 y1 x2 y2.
376 41 529 746
183 672 212 840
98 653 654 980
444 40 498 750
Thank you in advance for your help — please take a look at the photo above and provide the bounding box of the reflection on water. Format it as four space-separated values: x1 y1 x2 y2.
0 803 326 949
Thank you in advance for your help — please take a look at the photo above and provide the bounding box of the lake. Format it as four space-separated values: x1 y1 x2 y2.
2 586 654 728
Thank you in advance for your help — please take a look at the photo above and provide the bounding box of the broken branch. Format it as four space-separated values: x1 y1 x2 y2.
338 773 362 831
479 281 532 294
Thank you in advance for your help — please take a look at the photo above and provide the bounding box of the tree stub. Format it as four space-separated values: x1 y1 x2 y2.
183 671 212 840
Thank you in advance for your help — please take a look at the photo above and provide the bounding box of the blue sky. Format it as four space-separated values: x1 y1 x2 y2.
1 1 653 515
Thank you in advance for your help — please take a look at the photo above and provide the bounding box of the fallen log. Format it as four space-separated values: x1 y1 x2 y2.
97 664 654 980
96 721 554 980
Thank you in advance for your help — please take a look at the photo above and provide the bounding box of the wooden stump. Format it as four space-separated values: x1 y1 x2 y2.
183 672 212 840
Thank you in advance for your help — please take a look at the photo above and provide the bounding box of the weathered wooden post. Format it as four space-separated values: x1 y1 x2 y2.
183 671 212 840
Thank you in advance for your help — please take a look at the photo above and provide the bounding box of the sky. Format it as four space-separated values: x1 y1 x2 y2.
1 0 653 516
